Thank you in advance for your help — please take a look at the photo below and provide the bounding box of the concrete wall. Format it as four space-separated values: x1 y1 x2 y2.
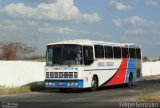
0 61 45 87
142 61 160 76
0 61 160 87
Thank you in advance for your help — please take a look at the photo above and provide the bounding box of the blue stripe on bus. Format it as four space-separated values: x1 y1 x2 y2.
129 44 136 48
78 81 83 87
125 45 136 83
125 59 135 83
45 80 83 88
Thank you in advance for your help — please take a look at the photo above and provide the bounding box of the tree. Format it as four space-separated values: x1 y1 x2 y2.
0 42 35 60
142 56 149 62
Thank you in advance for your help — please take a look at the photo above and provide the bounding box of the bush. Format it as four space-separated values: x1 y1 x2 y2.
142 56 149 62
0 42 35 60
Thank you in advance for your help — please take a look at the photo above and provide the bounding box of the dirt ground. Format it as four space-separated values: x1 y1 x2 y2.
143 74 160 81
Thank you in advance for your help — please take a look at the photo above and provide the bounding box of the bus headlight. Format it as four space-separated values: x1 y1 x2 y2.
49 82 52 86
45 82 49 86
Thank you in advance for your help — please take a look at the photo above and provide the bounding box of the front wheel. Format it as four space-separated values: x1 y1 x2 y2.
91 76 98 91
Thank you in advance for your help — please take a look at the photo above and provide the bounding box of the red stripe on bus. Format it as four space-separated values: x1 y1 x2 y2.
106 59 128 86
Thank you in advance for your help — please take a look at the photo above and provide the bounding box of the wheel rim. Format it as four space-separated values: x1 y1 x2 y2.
91 79 97 89
129 76 132 86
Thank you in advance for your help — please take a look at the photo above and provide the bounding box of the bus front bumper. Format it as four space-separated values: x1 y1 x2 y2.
44 79 83 88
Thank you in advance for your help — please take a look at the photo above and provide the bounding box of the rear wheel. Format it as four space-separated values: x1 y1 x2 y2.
91 76 98 91
126 74 133 87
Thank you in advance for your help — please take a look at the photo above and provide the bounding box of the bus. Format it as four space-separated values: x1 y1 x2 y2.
44 40 142 91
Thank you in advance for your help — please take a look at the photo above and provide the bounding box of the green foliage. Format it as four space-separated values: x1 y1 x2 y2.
0 85 31 95
142 56 149 62
0 82 45 95
139 90 160 102
25 55 46 61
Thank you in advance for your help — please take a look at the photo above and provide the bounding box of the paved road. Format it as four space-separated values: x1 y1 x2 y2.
0 80 160 108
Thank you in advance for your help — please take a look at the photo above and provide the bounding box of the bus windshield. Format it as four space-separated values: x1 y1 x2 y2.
46 44 83 66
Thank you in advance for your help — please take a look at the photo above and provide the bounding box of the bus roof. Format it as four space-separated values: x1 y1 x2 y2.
47 39 141 48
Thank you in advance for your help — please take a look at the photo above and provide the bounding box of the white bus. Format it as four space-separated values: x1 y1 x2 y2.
44 40 142 91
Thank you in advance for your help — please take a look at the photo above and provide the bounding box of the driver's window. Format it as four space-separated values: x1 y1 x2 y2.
83 46 93 65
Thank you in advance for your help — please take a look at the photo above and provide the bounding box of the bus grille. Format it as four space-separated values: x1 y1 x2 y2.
46 72 78 78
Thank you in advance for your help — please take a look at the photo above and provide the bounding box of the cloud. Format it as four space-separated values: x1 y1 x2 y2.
1 3 36 19
38 27 73 35
112 16 143 27
80 30 112 38
1 19 39 27
0 20 27 32
124 29 145 35
112 16 160 36
145 0 158 6
107 0 133 11
0 24 25 32
0 0 101 23
112 16 160 28
25 0 57 4
0 19 73 34
112 19 122 27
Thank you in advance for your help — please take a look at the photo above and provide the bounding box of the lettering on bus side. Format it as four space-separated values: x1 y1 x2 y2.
97 62 114 67
53 67 74 70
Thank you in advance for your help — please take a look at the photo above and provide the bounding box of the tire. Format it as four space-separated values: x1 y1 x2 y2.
126 74 133 87
91 76 98 91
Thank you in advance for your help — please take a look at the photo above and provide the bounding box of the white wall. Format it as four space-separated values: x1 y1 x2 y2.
0 61 45 87
142 61 160 76
0 61 160 87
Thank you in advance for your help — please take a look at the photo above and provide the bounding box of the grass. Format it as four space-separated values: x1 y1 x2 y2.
0 82 45 95
139 90 160 102
140 96 160 102
0 85 31 95
141 75 160 102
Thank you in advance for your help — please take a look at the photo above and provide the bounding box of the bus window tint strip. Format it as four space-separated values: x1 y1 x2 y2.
113 47 121 58
95 45 104 58
105 46 113 58
136 48 141 59
122 47 128 58
129 48 136 58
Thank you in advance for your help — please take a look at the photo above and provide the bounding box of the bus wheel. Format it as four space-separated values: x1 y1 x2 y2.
126 74 133 87
91 76 98 91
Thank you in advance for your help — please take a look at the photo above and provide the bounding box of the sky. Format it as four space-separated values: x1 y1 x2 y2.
0 0 160 57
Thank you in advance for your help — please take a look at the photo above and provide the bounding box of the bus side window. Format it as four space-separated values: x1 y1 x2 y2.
105 46 113 58
113 47 122 58
122 47 128 58
129 48 136 58
83 46 94 65
95 45 104 58
136 48 141 59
